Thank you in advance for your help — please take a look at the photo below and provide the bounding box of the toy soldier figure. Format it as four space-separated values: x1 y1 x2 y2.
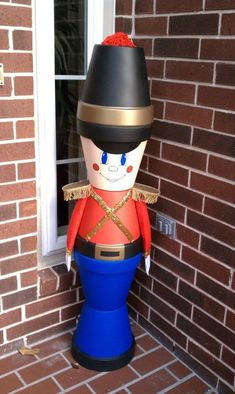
63 33 159 371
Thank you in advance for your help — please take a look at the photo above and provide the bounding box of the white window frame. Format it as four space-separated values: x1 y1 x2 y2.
34 0 115 266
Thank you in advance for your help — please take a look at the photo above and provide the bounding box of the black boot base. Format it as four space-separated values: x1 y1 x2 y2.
71 339 135 372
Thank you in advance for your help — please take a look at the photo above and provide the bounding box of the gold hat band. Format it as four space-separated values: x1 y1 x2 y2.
77 101 153 127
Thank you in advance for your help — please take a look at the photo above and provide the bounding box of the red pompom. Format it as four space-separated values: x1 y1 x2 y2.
101 32 136 47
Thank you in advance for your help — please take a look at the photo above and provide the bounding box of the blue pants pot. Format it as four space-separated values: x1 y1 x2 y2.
72 250 141 371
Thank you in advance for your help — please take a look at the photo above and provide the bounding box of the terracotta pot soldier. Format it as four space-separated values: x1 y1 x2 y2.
63 32 159 371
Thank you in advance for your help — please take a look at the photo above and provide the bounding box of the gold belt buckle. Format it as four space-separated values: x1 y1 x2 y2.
95 244 125 261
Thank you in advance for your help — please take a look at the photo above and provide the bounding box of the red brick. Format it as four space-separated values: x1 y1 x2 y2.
0 275 17 295
0 99 34 118
167 375 209 394
0 240 18 258
115 0 132 15
21 269 37 287
0 164 16 182
0 308 21 329
13 29 32 50
131 369 176 393
197 274 235 311
151 259 178 290
189 341 234 384
115 17 132 34
188 209 235 247
146 59 164 78
7 311 59 340
214 111 235 135
152 80 195 104
0 181 36 203
134 39 152 57
61 303 82 321
20 235 37 253
208 156 235 181
226 310 235 332
53 264 74 293
135 267 152 289
141 286 175 323
194 129 235 158
222 347 235 370
182 246 230 284
167 361 191 379
191 172 235 205
154 38 199 59
13 0 31 4
0 29 9 49
0 53 32 73
176 224 199 248
216 63 235 86
221 13 235 36
204 197 235 227
156 248 195 283
206 0 235 9
152 120 192 144
163 143 207 170
156 196 185 222
26 290 76 318
135 16 167 35
150 310 187 347
0 77 12 96
0 217 36 240
169 14 219 35
14 378 59 394
0 5 31 26
152 100 164 119
149 157 189 185
152 230 181 257
19 199 37 217
156 0 202 13
201 39 235 61
0 203 16 221
18 161 35 180
0 252 37 275
0 373 23 393
166 60 214 83
201 236 235 269
135 0 153 13
177 314 221 356
27 319 75 345
153 279 192 317
145 138 160 157
128 292 149 317
16 119 34 138
38 268 58 297
14 76 33 95
165 103 212 128
161 179 203 211
3 286 37 310
0 122 13 140
179 280 225 321
194 308 234 352
55 365 98 389
0 142 34 162
198 85 235 112
19 354 68 384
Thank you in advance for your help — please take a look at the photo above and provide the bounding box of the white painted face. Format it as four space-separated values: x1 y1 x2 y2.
81 136 147 191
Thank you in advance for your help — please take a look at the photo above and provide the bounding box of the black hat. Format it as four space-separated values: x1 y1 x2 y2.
77 35 153 153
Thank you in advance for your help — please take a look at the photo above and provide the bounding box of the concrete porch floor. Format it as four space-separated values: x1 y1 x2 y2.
0 322 215 394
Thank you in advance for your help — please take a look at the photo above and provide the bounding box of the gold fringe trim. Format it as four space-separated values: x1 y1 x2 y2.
132 183 159 204
62 180 91 201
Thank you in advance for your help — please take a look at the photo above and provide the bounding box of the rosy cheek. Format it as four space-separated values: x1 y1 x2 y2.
93 163 99 171
127 165 133 173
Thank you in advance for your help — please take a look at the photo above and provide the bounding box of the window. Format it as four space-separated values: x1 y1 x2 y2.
35 0 115 266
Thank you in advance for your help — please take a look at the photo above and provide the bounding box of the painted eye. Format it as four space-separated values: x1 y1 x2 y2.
101 151 108 164
120 153 126 166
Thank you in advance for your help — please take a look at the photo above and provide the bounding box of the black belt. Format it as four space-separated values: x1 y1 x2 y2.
75 235 143 261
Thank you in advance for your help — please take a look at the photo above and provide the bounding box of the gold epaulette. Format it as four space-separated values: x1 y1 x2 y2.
62 180 91 201
132 183 159 204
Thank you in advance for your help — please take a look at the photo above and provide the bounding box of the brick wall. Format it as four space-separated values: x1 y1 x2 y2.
116 1 235 393
0 1 82 356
